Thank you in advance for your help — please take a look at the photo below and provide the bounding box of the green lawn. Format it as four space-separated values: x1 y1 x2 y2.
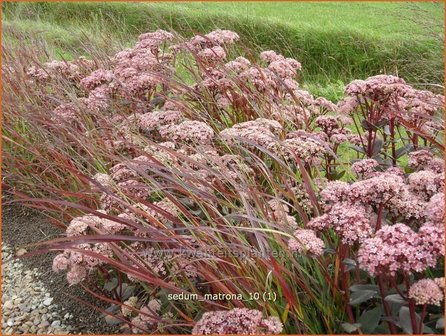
2 1 444 100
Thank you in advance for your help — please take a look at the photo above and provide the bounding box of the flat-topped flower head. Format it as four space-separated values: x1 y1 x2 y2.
409 279 444 306
159 120 215 144
408 149 434 170
349 172 405 206
424 192 444 224
351 159 379 179
358 223 438 276
192 308 283 334
288 229 325 257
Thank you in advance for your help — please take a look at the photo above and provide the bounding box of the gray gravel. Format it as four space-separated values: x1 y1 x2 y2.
1 244 76 334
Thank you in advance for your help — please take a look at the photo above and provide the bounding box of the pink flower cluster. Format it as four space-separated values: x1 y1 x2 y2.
220 118 282 148
192 308 283 335
288 229 325 257
357 222 444 276
268 198 298 229
130 299 162 333
344 75 444 130
408 170 444 200
159 120 215 144
349 172 405 206
27 57 95 81
138 109 183 132
308 203 372 245
345 75 407 97
52 212 130 284
408 149 434 170
408 279 444 306
176 29 240 52
273 135 328 164
350 159 379 178
197 46 227 64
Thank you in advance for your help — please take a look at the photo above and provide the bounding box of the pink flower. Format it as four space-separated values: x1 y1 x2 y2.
159 120 215 144
314 98 338 113
288 229 325 257
319 181 351 210
358 223 436 276
66 214 102 236
225 57 251 73
137 29 174 49
349 172 405 206
192 308 282 334
268 58 301 79
409 279 444 306
80 69 114 91
220 118 281 148
260 50 284 63
274 136 327 163
351 159 379 178
52 254 69 272
408 150 434 170
308 203 372 245
205 29 240 45
52 103 78 125
418 222 444 260
138 110 182 131
345 75 407 99
434 277 445 289
197 46 227 64
66 264 87 285
424 192 444 224
408 170 443 200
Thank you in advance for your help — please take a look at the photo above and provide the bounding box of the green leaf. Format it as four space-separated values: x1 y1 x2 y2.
121 283 135 300
385 294 408 305
372 138 384 156
359 306 383 333
350 145 366 154
341 322 362 333
342 258 357 272
399 306 421 334
104 315 122 325
423 325 433 333
436 317 444 329
104 278 118 291
350 284 379 292
396 144 413 159
349 289 378 305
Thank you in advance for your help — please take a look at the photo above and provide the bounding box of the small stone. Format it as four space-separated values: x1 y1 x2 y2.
18 303 31 313
51 320 61 327
43 298 53 306
4 300 14 310
6 319 14 327
38 321 50 328
15 248 27 256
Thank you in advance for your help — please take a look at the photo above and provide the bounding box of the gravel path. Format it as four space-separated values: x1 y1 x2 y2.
1 205 121 334
1 244 76 334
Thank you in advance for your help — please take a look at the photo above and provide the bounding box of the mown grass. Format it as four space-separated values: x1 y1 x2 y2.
2 1 444 100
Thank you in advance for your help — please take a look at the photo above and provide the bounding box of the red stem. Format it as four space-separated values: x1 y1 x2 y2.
389 118 396 166
376 204 384 232
418 304 427 334
404 274 419 334
339 244 356 324
377 275 398 334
